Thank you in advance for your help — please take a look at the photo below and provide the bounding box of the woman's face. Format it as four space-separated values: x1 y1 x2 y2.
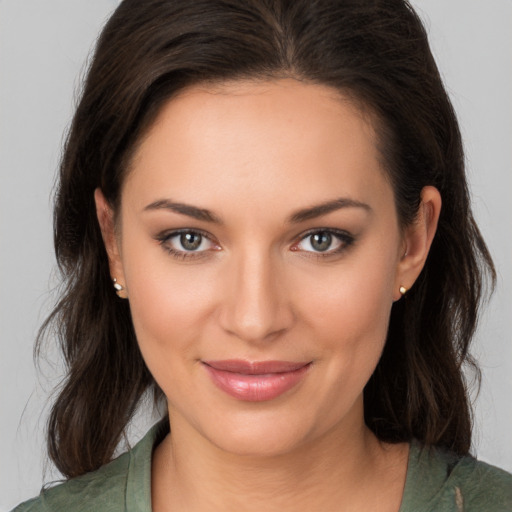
101 79 430 456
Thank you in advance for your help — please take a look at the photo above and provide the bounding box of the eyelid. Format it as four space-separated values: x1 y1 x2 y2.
155 228 221 258
155 227 355 261
290 228 355 255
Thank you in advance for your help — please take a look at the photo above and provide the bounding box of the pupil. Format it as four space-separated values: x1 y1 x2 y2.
311 232 331 252
180 232 202 251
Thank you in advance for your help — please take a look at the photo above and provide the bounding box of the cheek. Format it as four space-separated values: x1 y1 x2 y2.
298 253 397 344
124 262 221 405
294 245 398 395
121 238 218 363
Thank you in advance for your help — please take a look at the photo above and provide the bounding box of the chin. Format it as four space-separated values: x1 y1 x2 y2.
182 399 348 459
207 418 313 458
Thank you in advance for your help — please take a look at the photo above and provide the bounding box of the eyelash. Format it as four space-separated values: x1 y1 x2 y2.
155 228 218 261
291 228 355 258
155 228 355 261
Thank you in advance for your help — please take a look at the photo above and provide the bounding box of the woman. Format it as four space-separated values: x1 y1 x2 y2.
13 0 512 510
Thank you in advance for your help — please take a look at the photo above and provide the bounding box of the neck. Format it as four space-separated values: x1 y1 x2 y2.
151 403 408 512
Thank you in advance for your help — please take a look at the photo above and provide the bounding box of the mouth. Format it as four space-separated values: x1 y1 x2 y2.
202 360 312 402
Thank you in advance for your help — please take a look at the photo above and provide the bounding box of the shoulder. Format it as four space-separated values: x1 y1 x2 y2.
403 441 512 512
11 451 131 512
11 419 167 512
448 454 512 511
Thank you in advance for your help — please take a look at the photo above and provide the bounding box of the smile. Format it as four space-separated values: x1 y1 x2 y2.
202 360 312 402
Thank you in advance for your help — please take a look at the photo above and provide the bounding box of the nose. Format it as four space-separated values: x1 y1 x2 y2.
218 248 295 343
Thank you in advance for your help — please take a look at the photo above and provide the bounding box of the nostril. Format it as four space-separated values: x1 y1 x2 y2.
219 294 294 343
217 254 295 342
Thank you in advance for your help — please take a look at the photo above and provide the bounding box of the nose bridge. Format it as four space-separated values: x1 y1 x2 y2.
220 244 291 342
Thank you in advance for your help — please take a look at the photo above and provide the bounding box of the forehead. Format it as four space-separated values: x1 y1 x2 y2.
123 78 391 215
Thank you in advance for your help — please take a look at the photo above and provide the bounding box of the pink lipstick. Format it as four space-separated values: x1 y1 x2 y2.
202 360 311 401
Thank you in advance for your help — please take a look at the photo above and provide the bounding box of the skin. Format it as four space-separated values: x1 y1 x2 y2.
96 79 441 511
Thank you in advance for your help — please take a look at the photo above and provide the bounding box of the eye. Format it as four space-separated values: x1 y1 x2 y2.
175 232 207 251
292 229 354 255
156 229 219 259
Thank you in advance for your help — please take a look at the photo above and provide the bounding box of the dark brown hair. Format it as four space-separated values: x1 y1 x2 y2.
39 0 495 478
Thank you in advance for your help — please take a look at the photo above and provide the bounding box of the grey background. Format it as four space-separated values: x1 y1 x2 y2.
1 1 511 509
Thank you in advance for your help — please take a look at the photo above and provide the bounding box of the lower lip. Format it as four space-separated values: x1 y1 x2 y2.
203 363 311 402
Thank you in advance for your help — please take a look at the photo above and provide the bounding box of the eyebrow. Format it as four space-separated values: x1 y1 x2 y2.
143 197 371 224
143 199 222 224
288 198 372 223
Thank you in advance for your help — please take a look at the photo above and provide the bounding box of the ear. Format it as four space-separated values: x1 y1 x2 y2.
94 188 127 297
394 186 442 301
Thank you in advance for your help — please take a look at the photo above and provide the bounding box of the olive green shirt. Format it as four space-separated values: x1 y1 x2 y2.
13 421 512 511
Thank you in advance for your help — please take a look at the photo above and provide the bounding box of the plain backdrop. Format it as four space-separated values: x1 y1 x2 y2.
1 1 511 510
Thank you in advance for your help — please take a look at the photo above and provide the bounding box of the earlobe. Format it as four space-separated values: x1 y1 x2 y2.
94 188 127 294
394 186 442 300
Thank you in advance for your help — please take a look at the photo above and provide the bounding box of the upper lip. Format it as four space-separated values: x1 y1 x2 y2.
203 360 311 374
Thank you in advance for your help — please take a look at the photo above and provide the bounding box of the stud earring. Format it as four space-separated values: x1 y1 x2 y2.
113 278 127 299
399 286 408 296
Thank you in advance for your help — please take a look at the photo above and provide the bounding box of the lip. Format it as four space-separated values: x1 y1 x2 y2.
202 360 311 402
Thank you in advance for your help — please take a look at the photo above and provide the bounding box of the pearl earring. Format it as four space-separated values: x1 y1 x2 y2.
113 278 127 299
399 286 408 296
